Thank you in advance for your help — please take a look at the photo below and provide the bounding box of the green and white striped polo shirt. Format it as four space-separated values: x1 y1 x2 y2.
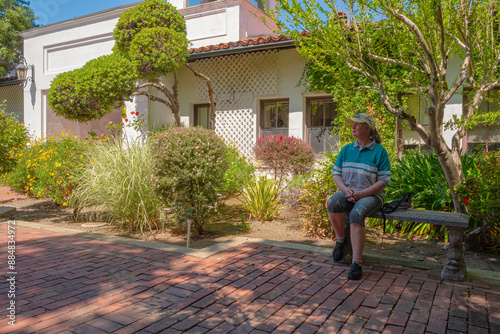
332 140 391 202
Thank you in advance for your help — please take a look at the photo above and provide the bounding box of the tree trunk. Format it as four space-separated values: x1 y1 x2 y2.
435 148 466 213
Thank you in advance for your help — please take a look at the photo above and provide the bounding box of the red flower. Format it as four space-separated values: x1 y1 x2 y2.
464 198 470 205
125 118 128 122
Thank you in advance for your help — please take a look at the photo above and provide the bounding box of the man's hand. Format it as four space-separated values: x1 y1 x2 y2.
345 188 356 203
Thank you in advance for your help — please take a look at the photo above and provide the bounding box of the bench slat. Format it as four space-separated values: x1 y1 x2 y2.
369 209 469 228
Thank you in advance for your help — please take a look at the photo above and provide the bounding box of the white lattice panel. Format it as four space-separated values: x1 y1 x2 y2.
192 50 278 156
215 108 254 156
0 84 23 122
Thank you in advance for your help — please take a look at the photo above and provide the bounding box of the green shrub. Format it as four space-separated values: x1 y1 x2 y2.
239 176 281 221
3 131 89 206
0 104 30 175
151 127 229 235
456 151 500 248
218 145 255 198
300 151 337 239
71 138 162 234
253 135 315 188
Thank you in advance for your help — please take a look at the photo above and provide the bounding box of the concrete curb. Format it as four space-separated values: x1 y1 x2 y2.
5 220 499 285
0 206 16 218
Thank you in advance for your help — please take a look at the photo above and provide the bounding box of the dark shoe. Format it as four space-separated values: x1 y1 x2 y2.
347 263 363 280
332 241 345 262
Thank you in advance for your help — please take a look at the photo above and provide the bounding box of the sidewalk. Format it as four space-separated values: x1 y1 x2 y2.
0 185 27 204
0 220 499 334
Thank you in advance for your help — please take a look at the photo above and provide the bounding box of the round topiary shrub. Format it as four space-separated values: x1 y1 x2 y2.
253 135 315 184
151 126 230 234
113 0 187 57
47 54 137 122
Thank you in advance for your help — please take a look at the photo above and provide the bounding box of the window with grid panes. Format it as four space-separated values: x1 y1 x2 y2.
260 99 289 137
465 90 500 152
307 97 339 154
194 104 210 128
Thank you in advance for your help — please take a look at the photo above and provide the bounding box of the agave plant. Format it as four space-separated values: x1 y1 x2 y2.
239 176 281 221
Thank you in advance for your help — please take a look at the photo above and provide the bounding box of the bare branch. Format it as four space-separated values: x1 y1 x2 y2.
354 86 378 90
387 9 439 77
185 63 216 129
132 91 173 110
443 55 470 103
136 81 176 107
366 52 426 74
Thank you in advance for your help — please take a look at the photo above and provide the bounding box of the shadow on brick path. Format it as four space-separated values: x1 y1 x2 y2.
1 221 499 334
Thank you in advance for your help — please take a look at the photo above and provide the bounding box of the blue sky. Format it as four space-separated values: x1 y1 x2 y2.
31 0 204 26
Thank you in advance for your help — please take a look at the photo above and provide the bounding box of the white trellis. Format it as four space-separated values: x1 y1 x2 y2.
193 50 278 156
0 84 23 122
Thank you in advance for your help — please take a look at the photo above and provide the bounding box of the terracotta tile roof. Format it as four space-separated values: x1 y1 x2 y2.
189 34 294 54
0 75 20 87
0 75 17 82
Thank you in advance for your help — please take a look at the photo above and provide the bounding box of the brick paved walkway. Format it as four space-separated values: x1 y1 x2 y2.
0 186 27 204
1 222 499 334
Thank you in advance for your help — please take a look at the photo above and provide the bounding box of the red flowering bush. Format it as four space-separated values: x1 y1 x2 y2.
456 151 500 248
253 135 315 186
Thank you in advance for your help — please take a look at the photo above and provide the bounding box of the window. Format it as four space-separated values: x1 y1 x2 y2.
306 97 339 154
405 94 429 126
464 90 500 152
399 94 431 152
194 104 210 128
260 99 289 136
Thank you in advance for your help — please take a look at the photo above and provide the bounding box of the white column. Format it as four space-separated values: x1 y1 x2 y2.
123 95 148 143
169 0 189 9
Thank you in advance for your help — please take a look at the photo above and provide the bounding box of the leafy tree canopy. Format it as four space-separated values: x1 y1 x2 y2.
0 0 36 77
270 0 500 212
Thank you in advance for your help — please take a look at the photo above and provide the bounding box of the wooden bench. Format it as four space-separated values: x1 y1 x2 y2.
340 209 470 281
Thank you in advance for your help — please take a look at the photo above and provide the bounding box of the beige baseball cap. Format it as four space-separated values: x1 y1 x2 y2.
346 113 376 128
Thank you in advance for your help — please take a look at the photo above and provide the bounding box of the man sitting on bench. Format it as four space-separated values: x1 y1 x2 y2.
327 113 391 280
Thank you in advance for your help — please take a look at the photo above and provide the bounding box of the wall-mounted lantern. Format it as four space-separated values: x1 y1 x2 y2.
15 57 34 88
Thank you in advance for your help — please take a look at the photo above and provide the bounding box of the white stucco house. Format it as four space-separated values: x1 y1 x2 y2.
15 0 500 156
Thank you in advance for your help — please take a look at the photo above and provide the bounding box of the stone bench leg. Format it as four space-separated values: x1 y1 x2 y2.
441 227 466 281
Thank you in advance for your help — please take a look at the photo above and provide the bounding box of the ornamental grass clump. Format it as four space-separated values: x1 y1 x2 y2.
253 135 315 189
2 131 89 207
71 138 162 234
239 176 281 221
151 127 230 235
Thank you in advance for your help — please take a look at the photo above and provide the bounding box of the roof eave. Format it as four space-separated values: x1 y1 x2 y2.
187 39 296 61
0 79 22 87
